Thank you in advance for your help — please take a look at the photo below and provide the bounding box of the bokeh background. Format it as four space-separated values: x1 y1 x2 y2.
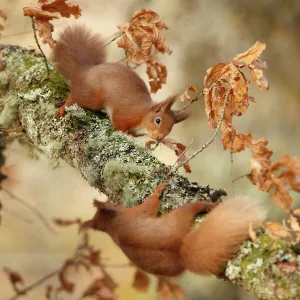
1 0 300 299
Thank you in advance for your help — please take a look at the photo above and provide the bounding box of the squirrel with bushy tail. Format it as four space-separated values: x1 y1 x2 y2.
52 25 266 277
52 25 188 141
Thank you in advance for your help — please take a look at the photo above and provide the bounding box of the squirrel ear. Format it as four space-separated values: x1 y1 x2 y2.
161 94 180 111
93 199 118 219
174 110 189 123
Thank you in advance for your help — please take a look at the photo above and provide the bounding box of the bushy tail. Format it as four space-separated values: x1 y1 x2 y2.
180 196 267 275
51 25 106 79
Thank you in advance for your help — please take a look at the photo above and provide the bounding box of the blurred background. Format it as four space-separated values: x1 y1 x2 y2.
0 0 300 299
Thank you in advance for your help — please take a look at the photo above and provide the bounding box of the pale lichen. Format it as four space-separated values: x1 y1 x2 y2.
226 235 300 299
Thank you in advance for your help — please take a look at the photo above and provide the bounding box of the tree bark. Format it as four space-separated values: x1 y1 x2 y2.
0 45 299 300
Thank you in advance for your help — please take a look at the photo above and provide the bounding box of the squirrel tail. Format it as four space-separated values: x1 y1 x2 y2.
180 196 267 276
51 25 106 79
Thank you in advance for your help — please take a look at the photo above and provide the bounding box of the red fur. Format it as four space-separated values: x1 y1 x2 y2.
52 25 188 140
81 186 265 277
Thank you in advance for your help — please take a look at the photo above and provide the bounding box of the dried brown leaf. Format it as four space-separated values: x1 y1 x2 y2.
118 8 171 65
132 270 150 293
146 61 167 93
23 6 59 20
3 267 24 293
182 84 198 102
0 10 7 21
162 138 191 173
145 140 157 150
82 278 104 298
35 19 56 48
233 41 266 66
203 63 228 88
264 222 292 240
45 285 53 299
250 68 269 91
40 0 81 19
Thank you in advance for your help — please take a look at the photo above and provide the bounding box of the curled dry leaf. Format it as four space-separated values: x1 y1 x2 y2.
39 0 81 19
203 41 268 130
0 9 7 21
0 9 7 32
23 0 82 48
264 222 292 240
117 8 171 92
118 8 171 65
3 267 24 293
45 285 53 299
145 140 157 150
161 138 191 173
132 270 150 293
58 261 74 293
81 278 104 298
182 84 198 102
146 60 167 93
233 41 266 66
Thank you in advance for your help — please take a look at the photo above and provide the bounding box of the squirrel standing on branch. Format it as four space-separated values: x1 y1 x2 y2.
80 184 266 277
51 25 188 140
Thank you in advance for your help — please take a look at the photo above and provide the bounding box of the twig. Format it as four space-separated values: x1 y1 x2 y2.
30 17 50 77
105 33 121 46
232 173 250 183
2 207 32 224
230 129 236 196
1 187 56 234
0 95 17 110
6 268 60 300
176 83 231 170
177 92 203 112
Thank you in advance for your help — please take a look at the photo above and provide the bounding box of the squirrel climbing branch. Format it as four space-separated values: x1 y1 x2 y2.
0 45 299 300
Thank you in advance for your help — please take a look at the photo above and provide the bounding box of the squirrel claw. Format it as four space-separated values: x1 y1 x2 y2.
55 107 65 118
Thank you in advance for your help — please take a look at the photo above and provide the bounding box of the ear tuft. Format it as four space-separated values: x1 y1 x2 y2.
93 199 105 209
162 94 180 111
174 110 190 123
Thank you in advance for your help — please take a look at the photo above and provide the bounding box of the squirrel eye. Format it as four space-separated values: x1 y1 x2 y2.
155 117 162 125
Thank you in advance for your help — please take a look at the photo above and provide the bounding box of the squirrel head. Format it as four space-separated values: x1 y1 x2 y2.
142 95 189 141
79 200 120 233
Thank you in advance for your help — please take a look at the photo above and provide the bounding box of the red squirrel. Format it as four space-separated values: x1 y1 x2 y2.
51 25 188 140
80 184 266 277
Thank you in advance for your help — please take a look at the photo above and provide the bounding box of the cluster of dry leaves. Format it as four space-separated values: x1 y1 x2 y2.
3 218 184 300
202 42 300 212
23 0 81 47
200 41 300 242
117 9 172 93
22 2 171 93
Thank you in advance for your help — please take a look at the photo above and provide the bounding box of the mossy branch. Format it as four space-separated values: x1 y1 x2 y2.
0 45 299 300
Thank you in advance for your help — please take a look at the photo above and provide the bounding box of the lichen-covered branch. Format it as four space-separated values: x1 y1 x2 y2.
0 45 299 300
0 45 226 210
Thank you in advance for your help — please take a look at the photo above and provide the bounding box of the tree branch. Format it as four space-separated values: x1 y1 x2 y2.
0 45 299 300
